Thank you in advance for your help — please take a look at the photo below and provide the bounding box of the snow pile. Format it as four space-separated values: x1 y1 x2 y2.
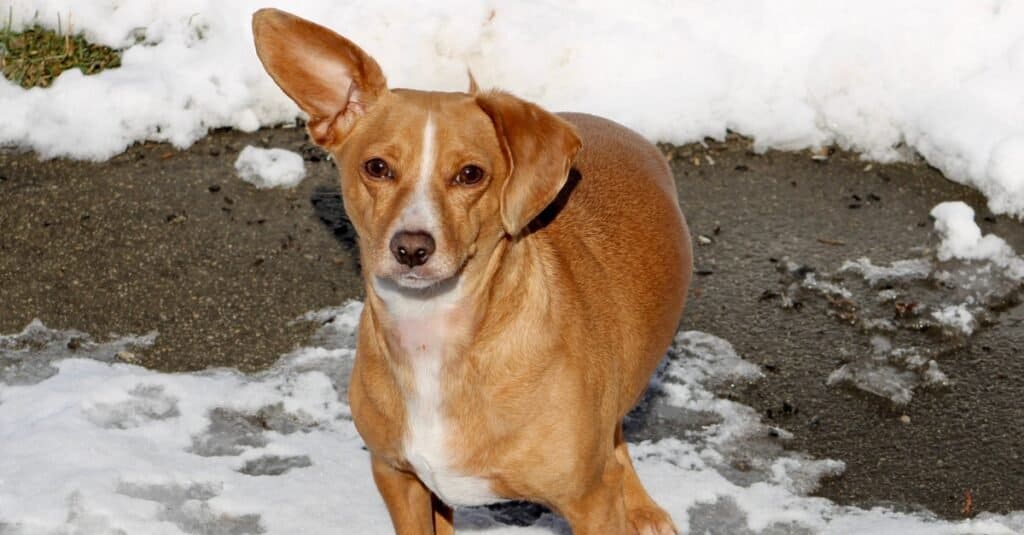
931 201 1024 277
234 146 306 188
3 307 1024 533
1 1 1024 215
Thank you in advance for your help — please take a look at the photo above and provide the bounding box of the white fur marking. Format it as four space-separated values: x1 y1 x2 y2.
373 279 502 506
394 114 440 236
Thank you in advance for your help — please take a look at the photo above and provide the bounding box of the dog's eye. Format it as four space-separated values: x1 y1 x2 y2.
364 158 393 179
454 165 485 186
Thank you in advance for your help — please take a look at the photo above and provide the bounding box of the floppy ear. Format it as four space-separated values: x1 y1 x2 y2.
476 92 581 236
252 8 388 148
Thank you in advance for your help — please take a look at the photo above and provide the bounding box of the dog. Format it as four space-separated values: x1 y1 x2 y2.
252 9 692 534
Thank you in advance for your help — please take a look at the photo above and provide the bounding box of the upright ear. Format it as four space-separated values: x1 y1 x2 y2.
252 8 388 148
476 92 581 236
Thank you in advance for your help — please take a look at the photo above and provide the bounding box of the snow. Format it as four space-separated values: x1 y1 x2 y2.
931 304 977 336
2 2 1024 530
931 202 1017 263
1 1 1024 215
233 146 306 189
3 308 1024 534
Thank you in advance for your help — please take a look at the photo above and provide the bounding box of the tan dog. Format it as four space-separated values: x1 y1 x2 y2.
252 9 692 535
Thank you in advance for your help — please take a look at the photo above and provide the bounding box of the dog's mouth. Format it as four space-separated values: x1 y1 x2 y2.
394 270 448 290
377 247 473 291
374 271 463 301
379 261 463 291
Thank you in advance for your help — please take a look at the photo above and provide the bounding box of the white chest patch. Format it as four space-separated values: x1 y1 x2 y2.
374 280 503 507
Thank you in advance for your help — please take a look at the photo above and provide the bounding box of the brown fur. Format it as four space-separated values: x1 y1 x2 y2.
253 9 692 534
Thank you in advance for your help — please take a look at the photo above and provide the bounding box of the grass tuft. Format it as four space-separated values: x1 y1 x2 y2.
0 12 122 89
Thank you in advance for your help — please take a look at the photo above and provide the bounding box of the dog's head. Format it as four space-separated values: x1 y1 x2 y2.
252 9 580 291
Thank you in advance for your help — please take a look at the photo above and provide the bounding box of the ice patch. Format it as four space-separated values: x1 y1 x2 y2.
237 453 313 477
774 202 1024 404
840 257 933 286
801 272 852 299
187 404 312 457
234 146 306 189
83 384 180 429
1 303 1023 533
116 481 264 535
0 319 156 386
827 336 950 405
686 495 815 535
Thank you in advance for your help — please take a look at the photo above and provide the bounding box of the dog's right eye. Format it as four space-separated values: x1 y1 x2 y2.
364 158 393 179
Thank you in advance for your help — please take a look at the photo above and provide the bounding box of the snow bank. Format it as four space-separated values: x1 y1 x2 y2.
234 146 306 188
3 307 1023 534
1 1 1024 215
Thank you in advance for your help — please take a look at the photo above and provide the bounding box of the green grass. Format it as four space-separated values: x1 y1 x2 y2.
0 13 121 89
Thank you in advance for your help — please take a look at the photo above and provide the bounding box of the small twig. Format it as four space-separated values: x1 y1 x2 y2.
817 237 845 246
961 488 974 517
65 12 72 56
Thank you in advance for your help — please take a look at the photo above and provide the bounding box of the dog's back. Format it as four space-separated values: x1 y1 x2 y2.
537 112 692 413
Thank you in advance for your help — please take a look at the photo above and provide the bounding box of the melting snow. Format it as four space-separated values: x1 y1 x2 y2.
234 146 307 189
775 202 1023 404
839 257 933 287
826 336 950 406
2 305 1023 534
931 304 978 336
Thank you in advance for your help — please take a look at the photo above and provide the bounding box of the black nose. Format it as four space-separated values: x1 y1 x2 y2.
389 231 436 267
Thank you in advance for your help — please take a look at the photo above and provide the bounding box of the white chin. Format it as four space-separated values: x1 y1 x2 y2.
395 274 443 289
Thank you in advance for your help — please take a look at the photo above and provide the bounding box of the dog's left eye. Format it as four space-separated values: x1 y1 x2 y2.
454 165 485 186
364 158 393 180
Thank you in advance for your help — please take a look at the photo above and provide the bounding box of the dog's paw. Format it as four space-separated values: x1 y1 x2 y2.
627 505 678 535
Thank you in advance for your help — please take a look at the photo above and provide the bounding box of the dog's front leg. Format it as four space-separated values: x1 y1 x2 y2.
371 455 454 535
615 426 678 535
558 456 630 535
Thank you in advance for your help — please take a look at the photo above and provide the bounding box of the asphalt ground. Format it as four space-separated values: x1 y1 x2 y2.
2 126 1021 520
